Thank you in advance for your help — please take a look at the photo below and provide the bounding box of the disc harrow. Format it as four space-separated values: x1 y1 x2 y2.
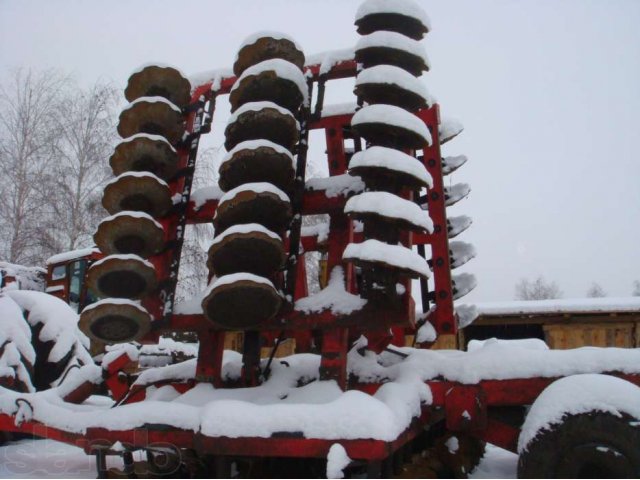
1 0 497 476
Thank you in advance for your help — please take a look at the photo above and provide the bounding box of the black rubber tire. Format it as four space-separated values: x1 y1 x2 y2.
518 411 640 478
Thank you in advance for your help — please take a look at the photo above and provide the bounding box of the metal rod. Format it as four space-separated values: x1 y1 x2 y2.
312 75 327 120
283 80 314 303
123 450 136 478
159 94 212 325
95 450 108 479
262 330 285 380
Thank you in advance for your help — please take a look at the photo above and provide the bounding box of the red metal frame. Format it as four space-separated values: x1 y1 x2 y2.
140 59 456 389
3 54 574 468
4 360 640 458
415 107 457 335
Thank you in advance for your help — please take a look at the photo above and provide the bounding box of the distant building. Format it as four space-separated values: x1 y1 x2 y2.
460 297 640 350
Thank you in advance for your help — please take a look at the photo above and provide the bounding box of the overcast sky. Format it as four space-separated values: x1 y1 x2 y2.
2 0 639 303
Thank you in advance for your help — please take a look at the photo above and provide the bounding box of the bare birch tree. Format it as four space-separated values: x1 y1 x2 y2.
0 70 120 265
0 69 67 264
40 82 118 252
515 276 563 300
586 282 606 298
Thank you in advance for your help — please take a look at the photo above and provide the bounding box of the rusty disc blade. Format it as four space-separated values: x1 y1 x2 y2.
354 82 427 112
351 121 428 150
102 173 172 218
234 36 305 77
355 46 428 77
224 106 299 152
208 228 285 277
355 13 428 40
229 71 304 114
202 276 282 329
110 134 179 181
125 65 192 108
87 255 157 300
349 165 428 191
348 210 427 235
94 213 165 258
117 100 184 145
214 188 292 234
79 301 151 344
219 144 295 193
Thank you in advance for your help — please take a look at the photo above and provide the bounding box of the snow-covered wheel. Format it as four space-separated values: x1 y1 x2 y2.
517 374 640 479
518 411 640 478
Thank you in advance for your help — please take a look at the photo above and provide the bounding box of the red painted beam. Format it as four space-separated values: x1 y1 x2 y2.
168 302 413 334
479 418 520 453
480 373 640 406
416 106 456 336
445 385 487 432
0 407 430 463
191 59 358 99
85 427 195 452
480 378 556 406
0 414 89 448
185 188 352 225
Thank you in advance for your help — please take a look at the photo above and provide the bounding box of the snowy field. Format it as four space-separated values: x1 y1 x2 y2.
0 438 517 478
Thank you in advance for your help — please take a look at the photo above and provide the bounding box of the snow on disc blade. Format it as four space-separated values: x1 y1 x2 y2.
444 183 471 207
351 104 431 149
439 117 464 144
201 273 281 329
95 211 165 259
87 254 157 300
442 155 468 175
449 241 477 269
343 239 430 278
229 59 309 112
345 191 433 232
80 298 151 344
219 139 296 193
214 182 292 233
224 101 300 152
110 133 178 181
447 215 473 238
117 96 184 144
354 65 430 111
452 273 477 300
102 171 172 218
234 32 305 76
355 0 431 40
125 64 191 108
355 31 430 75
349 146 432 189
208 223 285 277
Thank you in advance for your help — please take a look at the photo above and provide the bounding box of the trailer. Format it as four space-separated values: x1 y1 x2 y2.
1 0 640 477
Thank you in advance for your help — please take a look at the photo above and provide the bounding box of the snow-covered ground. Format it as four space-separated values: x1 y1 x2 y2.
470 444 518 479
0 439 98 479
0 439 517 478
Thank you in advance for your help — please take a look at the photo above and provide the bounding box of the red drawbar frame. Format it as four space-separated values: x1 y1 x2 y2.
133 58 458 389
0 56 471 466
3 367 639 458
